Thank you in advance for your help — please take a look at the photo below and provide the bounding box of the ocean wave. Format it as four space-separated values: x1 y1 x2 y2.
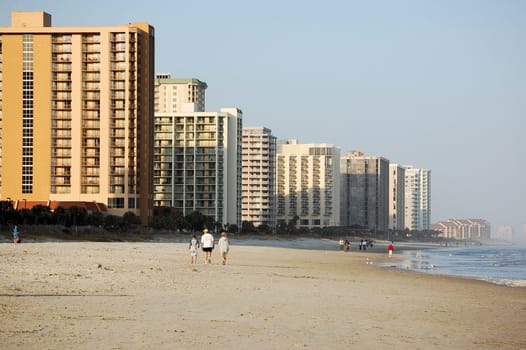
488 278 526 288
396 245 526 288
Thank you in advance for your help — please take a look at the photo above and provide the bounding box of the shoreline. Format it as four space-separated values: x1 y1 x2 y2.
4 233 521 287
394 244 526 288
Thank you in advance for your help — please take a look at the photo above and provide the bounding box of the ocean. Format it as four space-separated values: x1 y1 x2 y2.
397 244 526 287
231 238 526 288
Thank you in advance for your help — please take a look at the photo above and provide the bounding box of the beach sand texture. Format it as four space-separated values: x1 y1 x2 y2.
1 242 525 349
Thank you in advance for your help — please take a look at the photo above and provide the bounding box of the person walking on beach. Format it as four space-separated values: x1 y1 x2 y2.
388 242 394 258
218 232 230 265
200 228 214 264
189 234 200 264
12 225 21 244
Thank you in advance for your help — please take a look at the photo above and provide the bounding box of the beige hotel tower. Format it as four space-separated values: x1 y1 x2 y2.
0 12 155 223
276 140 340 229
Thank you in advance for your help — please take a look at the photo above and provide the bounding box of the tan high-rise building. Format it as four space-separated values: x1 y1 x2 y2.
242 127 277 229
276 140 340 229
154 74 207 113
0 12 155 223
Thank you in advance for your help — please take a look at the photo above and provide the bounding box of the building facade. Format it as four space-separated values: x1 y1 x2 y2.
404 166 431 230
154 74 207 113
241 127 276 229
388 164 405 230
495 225 514 241
153 108 242 228
340 151 389 232
431 219 491 240
0 12 155 223
276 140 340 229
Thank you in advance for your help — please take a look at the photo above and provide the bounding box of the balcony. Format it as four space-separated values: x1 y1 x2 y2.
83 92 100 100
82 73 100 81
52 63 72 72
111 33 126 42
111 43 126 52
82 101 100 110
51 149 72 157
111 62 126 71
53 72 72 81
81 152 100 164
83 63 100 72
52 35 72 44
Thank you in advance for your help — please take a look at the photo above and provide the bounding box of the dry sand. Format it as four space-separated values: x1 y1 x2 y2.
1 241 525 350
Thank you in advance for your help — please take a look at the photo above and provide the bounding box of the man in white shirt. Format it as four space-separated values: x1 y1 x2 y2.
200 228 215 264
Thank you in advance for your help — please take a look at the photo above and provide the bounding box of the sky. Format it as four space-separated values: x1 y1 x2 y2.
1 0 525 236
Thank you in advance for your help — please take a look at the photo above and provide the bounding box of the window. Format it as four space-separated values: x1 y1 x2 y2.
21 34 34 194
108 197 125 208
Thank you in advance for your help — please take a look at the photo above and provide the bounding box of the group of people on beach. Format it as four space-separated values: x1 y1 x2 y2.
339 239 375 251
339 239 394 257
189 228 230 265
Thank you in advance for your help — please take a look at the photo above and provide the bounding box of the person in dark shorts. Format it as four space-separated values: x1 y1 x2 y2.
200 228 215 264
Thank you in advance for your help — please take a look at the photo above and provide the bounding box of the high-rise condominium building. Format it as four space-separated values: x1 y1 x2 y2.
495 226 514 241
340 151 389 232
276 140 340 229
404 166 431 230
154 73 207 113
241 127 276 229
388 164 405 230
153 108 242 229
0 12 155 223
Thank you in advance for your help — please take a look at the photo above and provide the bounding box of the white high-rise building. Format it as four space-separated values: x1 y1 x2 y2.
404 166 431 230
340 151 389 232
389 164 405 230
154 74 207 113
153 108 243 228
276 140 340 229
495 226 514 241
242 127 277 229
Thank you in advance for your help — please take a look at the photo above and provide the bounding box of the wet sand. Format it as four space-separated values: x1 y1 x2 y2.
1 242 525 349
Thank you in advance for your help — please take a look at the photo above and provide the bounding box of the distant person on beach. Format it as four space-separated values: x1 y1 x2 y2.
200 228 214 264
189 234 200 264
12 225 21 244
344 240 350 252
388 242 394 258
218 232 230 265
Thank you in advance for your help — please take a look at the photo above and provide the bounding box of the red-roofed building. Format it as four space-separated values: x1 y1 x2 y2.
12 200 107 214
431 219 491 240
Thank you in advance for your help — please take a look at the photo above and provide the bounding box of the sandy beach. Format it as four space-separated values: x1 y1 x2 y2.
1 241 525 349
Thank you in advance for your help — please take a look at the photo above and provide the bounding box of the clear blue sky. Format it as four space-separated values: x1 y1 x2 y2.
2 0 525 236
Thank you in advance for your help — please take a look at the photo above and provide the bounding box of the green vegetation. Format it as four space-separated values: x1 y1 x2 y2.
0 199 443 242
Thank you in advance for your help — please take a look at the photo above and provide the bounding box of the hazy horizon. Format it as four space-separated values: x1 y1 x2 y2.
1 0 524 236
